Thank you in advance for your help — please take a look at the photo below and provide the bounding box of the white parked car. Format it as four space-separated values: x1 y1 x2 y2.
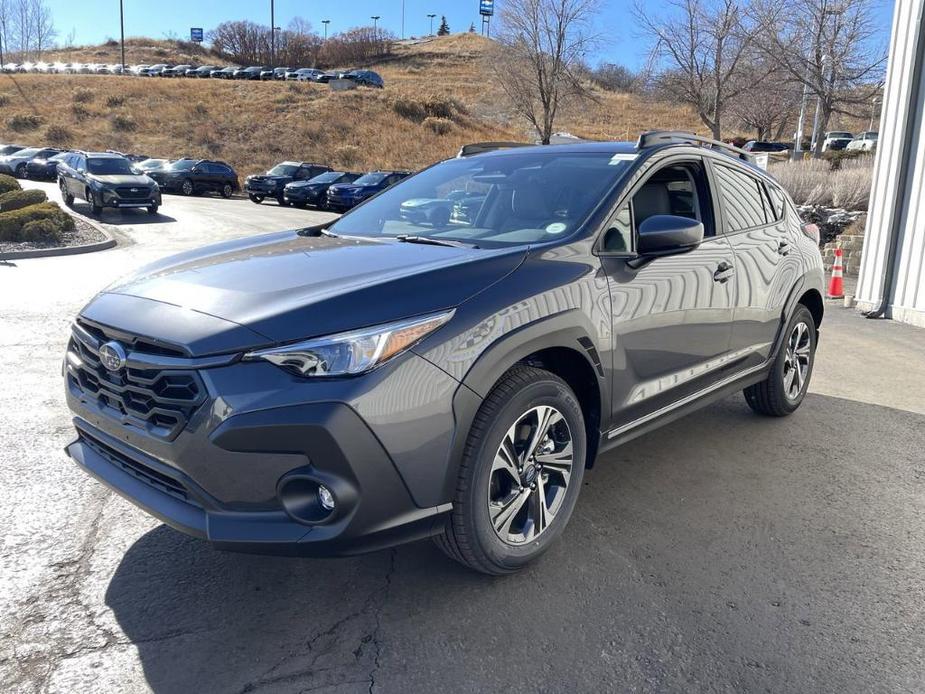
286 68 324 82
846 131 878 152
822 131 854 152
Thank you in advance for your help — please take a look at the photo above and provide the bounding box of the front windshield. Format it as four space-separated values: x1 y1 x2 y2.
139 159 166 170
169 159 196 171
309 172 343 184
268 164 299 176
12 148 40 158
830 132 852 138
87 158 134 175
354 173 387 186
329 150 636 247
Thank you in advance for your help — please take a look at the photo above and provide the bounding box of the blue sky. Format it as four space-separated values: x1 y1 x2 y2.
46 0 895 70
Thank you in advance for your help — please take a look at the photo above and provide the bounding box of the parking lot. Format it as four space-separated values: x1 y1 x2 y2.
0 185 923 693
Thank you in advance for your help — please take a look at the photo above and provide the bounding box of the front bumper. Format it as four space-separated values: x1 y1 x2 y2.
63 317 467 555
284 188 322 205
96 189 162 209
245 182 283 196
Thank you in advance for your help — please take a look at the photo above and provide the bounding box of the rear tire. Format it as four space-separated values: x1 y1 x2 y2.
436 365 586 575
248 194 264 204
181 179 194 196
744 304 816 416
221 183 234 199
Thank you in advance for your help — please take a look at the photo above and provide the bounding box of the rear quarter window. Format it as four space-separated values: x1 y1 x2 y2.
714 164 769 231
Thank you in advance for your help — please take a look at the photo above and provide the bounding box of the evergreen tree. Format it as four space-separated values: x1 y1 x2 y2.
437 16 450 36
469 22 476 33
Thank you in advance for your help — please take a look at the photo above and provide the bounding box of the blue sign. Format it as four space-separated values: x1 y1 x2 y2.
480 0 494 16
190 27 204 43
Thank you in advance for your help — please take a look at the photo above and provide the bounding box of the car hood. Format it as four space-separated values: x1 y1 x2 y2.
248 174 290 183
92 229 526 352
286 181 324 190
89 174 154 186
328 183 373 195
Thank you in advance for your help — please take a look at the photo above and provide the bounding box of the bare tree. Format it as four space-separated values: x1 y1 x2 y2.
637 0 767 140
729 58 802 139
494 0 601 145
755 0 886 156
2 0 55 59
30 0 55 54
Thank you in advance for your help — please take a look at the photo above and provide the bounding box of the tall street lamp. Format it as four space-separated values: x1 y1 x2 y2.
428 14 437 35
119 0 125 72
269 0 275 67
322 19 330 41
401 0 405 39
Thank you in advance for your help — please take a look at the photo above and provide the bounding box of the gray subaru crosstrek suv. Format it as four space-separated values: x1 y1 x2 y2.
64 133 825 575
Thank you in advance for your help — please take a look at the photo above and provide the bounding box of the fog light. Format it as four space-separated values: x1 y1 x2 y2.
318 484 335 511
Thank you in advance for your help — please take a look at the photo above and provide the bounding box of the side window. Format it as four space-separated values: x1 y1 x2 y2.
75 156 86 172
714 164 770 231
764 183 785 221
602 161 713 253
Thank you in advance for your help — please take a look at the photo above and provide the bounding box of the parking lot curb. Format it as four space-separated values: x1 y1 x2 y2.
0 213 117 260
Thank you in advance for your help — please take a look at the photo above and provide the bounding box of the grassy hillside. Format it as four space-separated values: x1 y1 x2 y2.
0 34 708 176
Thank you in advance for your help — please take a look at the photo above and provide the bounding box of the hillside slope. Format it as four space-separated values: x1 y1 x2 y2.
0 34 704 176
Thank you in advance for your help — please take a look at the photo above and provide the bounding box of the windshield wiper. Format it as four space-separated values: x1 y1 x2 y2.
394 235 477 249
298 224 339 238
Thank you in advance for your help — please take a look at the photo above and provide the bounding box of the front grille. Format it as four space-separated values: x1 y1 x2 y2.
114 186 152 200
80 430 197 506
66 323 207 440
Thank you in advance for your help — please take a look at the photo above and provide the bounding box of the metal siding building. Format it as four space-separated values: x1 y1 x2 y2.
856 0 925 327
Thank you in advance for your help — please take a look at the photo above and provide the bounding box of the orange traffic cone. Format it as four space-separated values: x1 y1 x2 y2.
827 247 845 299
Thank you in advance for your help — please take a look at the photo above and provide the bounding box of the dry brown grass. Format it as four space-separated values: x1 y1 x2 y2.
770 156 874 210
0 33 708 176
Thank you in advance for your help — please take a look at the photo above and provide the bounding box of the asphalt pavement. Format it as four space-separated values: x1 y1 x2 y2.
0 182 922 693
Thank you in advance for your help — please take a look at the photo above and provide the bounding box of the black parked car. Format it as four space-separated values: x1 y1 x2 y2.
26 151 71 180
188 65 218 78
245 162 332 205
326 170 411 210
58 151 161 215
340 69 384 88
147 159 239 197
211 66 237 79
284 171 361 208
234 66 267 80
61 133 825 575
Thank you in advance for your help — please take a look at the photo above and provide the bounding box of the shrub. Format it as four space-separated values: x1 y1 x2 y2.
111 113 137 131
0 188 47 213
0 94 9 108
0 174 21 195
0 202 74 242
393 97 427 123
45 124 73 145
333 144 362 167
106 94 125 108
771 157 873 211
423 116 453 135
19 218 66 243
192 102 208 116
7 114 42 132
421 95 465 119
71 104 91 121
73 87 95 103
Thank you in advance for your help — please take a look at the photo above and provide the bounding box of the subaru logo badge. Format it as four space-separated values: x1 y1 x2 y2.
99 341 127 372
131 187 138 192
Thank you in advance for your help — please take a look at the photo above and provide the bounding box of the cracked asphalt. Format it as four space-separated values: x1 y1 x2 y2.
1 182 923 693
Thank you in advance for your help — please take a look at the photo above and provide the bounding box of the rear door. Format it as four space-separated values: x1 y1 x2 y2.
709 160 800 370
599 156 737 429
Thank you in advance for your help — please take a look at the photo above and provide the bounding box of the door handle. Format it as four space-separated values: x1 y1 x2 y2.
777 240 791 256
713 261 734 283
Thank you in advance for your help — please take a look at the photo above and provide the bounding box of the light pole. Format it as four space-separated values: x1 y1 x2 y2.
428 13 437 35
119 0 125 72
371 15 380 38
869 96 880 130
269 0 275 67
401 0 405 39
322 19 330 41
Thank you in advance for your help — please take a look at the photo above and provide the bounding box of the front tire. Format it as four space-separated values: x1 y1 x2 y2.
15 163 26 178
436 366 586 575
86 188 102 216
60 181 74 207
248 193 264 204
147 204 159 215
180 179 194 196
744 304 817 416
221 183 234 198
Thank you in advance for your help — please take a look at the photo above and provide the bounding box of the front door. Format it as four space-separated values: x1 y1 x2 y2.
600 158 737 429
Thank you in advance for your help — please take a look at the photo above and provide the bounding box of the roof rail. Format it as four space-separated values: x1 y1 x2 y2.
457 141 532 158
636 130 754 163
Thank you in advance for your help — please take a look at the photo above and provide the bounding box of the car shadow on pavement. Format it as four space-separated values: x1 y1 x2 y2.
103 393 925 693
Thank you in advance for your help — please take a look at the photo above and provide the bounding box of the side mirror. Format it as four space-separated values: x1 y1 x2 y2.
637 215 704 257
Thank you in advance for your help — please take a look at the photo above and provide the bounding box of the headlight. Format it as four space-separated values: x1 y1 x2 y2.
244 310 454 377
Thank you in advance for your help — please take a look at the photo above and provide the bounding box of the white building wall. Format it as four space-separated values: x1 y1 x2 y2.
856 0 925 327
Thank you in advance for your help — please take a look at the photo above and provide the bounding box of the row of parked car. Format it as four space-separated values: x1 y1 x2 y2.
741 131 879 156
0 142 415 216
0 60 385 87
